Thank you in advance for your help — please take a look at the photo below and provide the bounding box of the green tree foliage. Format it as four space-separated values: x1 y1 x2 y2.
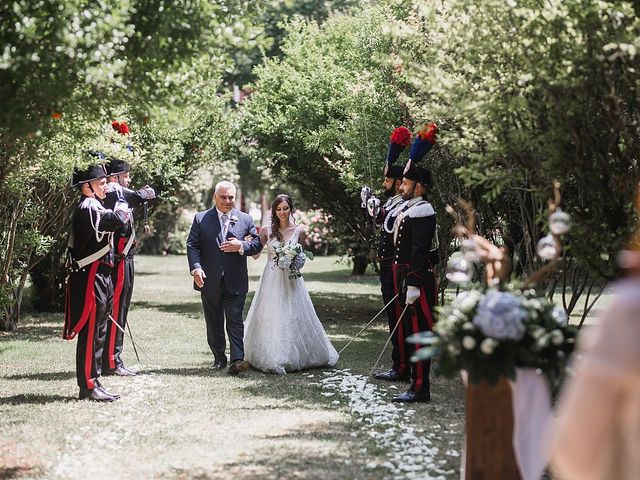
403 0 639 280
0 0 244 330
243 5 457 272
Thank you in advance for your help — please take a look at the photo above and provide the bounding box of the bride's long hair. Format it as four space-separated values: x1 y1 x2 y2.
270 194 294 242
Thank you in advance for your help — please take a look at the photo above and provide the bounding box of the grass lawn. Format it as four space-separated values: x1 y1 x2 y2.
0 254 466 479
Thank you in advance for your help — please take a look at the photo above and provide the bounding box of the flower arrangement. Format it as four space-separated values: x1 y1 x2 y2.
274 242 314 279
414 286 577 388
410 182 578 389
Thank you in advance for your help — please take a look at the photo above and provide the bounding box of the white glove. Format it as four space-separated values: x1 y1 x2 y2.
105 182 123 194
113 201 131 221
406 286 420 305
140 185 156 200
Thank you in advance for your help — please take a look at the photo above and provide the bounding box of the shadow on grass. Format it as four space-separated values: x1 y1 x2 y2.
164 420 378 480
133 300 204 317
0 323 62 343
3 371 75 381
143 366 212 377
0 394 72 405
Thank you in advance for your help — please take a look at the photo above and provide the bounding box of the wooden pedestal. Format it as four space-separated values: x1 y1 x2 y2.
465 377 521 480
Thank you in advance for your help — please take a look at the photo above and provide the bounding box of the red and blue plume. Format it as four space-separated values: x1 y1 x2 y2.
386 126 412 165
409 123 438 162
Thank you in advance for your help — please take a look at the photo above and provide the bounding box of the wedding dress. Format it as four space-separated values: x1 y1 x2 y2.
244 225 339 374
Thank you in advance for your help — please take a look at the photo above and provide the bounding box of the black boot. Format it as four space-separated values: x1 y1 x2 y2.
391 390 430 403
373 369 410 382
78 386 119 402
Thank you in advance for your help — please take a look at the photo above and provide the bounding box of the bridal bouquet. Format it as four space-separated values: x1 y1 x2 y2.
274 242 314 279
411 288 578 388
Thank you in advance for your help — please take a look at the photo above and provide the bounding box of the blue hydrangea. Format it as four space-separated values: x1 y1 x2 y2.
473 290 528 340
292 252 306 270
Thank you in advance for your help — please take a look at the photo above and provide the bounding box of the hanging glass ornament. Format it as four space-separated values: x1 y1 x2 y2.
549 209 572 236
536 234 558 261
446 257 472 284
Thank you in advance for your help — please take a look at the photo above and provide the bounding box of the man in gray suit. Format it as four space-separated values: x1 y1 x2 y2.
187 181 263 375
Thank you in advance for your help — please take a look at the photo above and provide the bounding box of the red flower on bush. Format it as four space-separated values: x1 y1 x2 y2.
390 126 412 147
111 121 130 135
51 111 62 120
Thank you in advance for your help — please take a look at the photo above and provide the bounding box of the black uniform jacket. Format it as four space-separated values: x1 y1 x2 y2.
393 198 436 288
104 185 154 257
63 197 127 339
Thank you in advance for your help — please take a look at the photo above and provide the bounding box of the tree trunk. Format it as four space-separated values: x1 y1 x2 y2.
351 254 368 275
30 251 67 312
0 308 18 331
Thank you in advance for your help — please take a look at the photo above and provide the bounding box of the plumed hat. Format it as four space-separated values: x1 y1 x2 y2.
106 158 131 176
402 123 437 186
384 126 412 180
408 123 437 163
403 161 432 187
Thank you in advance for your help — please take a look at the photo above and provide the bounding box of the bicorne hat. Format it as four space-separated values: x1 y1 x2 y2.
106 158 131 176
71 162 108 187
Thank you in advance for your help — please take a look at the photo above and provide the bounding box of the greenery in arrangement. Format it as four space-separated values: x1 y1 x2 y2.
412 288 578 388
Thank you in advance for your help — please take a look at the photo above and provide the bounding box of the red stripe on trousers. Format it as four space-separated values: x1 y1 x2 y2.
108 250 126 369
391 264 406 373
64 262 99 340
84 297 97 390
63 278 71 339
412 308 424 392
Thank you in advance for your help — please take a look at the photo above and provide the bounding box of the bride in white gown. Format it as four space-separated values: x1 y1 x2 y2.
244 194 339 374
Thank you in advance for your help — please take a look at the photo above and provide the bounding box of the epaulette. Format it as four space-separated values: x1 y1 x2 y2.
404 201 435 219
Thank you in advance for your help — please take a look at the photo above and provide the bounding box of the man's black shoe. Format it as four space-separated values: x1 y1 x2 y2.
79 386 119 402
228 359 250 376
391 390 430 403
94 380 120 399
211 359 228 370
373 369 410 382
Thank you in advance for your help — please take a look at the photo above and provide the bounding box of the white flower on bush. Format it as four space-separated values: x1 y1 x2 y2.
472 290 528 340
452 290 483 313
480 338 499 355
462 336 477 350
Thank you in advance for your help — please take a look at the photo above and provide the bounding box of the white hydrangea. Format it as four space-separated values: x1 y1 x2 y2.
452 290 483 313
